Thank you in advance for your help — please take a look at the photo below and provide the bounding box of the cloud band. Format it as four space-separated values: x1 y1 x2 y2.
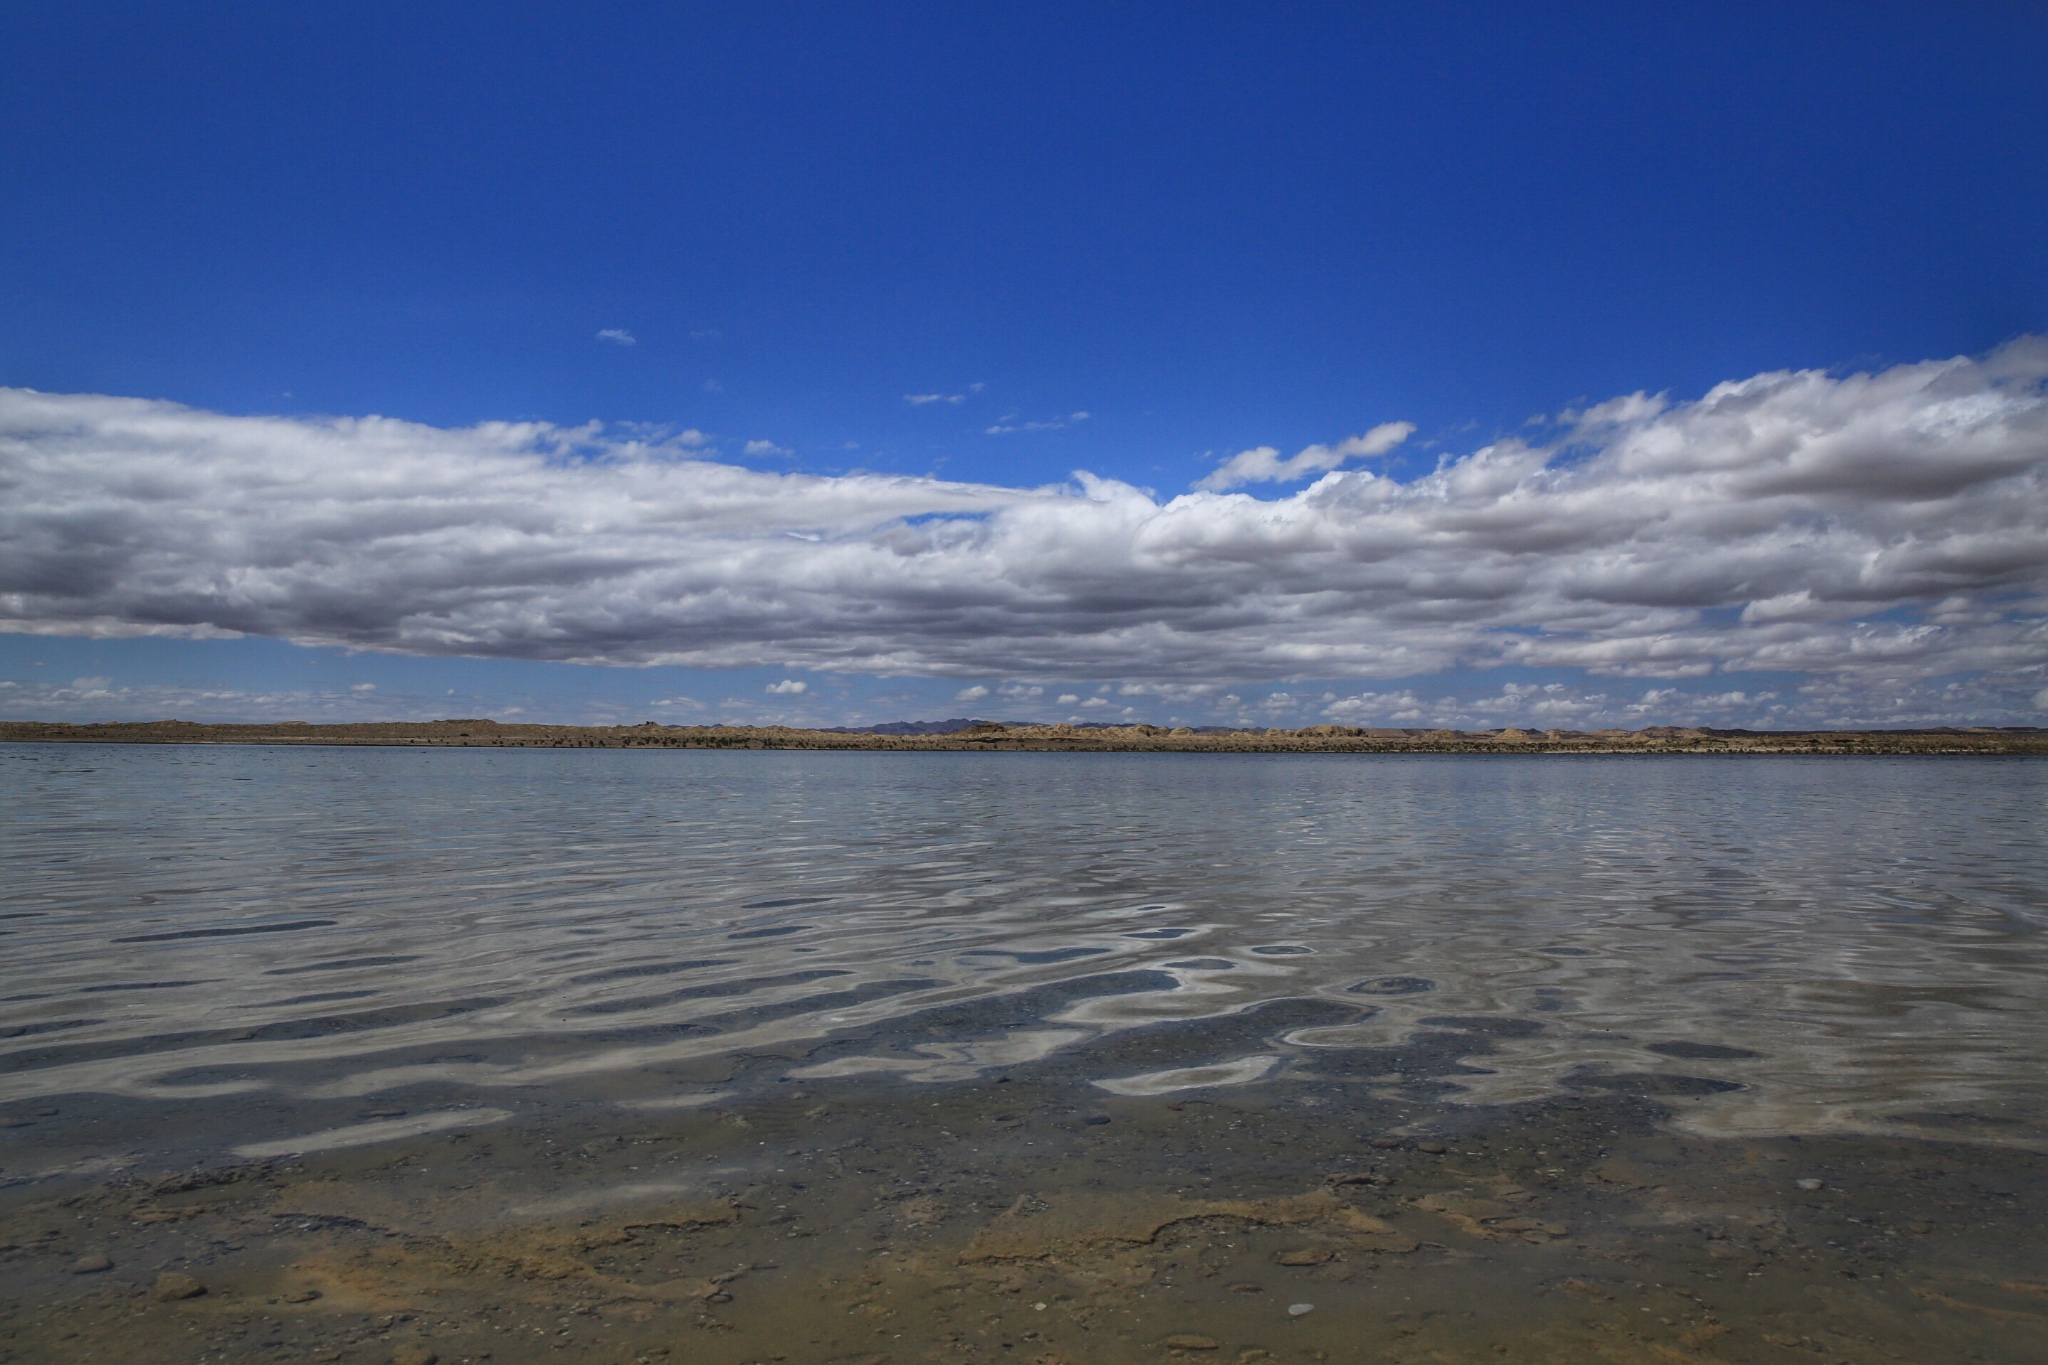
2 343 2045 694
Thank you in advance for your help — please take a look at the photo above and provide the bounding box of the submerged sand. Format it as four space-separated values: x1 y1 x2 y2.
5 1047 2044 1364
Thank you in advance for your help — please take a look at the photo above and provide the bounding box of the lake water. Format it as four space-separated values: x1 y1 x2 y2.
3 746 2045 1364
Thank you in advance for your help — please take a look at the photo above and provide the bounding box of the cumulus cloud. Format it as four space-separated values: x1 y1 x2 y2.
955 684 989 701
765 679 808 695
1196 420 1415 491
1322 689 1427 724
596 329 637 346
1108 681 1225 707
3 343 2046 724
1307 670 2048 732
0 674 448 723
743 439 793 458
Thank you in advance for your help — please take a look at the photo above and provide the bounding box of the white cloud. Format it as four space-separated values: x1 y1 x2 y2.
1114 681 1222 704
955 684 989 701
1463 681 1605 721
1322 689 1425 723
3 342 2046 725
351 682 375 692
743 439 792 458
0 674 468 723
1307 674 2007 731
765 679 808 695
1196 421 1416 491
1057 694 1080 704
905 393 965 406
986 412 1089 435
596 329 637 346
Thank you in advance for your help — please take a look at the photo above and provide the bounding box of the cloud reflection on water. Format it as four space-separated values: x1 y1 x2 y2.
2 746 2043 1157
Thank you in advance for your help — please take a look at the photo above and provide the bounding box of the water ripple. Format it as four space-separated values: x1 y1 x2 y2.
2 746 2043 1145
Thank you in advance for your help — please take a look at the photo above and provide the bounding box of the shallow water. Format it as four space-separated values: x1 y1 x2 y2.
2 746 2045 1364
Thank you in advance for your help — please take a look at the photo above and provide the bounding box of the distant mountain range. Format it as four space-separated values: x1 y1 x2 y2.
826 718 988 735
829 718 1248 735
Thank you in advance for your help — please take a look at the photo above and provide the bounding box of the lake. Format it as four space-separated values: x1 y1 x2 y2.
3 745 2044 1363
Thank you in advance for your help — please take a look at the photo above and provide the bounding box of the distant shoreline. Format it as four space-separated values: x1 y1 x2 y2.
4 718 2044 755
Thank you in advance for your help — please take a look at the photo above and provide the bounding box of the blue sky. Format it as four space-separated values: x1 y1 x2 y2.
3 3 2046 728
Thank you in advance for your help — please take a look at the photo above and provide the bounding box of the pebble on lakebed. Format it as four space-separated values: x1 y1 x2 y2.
150 1273 206 1302
68 1254 112 1274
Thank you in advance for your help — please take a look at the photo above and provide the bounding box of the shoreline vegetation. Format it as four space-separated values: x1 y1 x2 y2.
3 717 2044 754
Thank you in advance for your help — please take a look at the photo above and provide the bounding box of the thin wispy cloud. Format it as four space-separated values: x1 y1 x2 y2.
596 328 637 346
1196 420 1415 490
986 412 1089 435
3 343 2045 725
904 383 985 406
